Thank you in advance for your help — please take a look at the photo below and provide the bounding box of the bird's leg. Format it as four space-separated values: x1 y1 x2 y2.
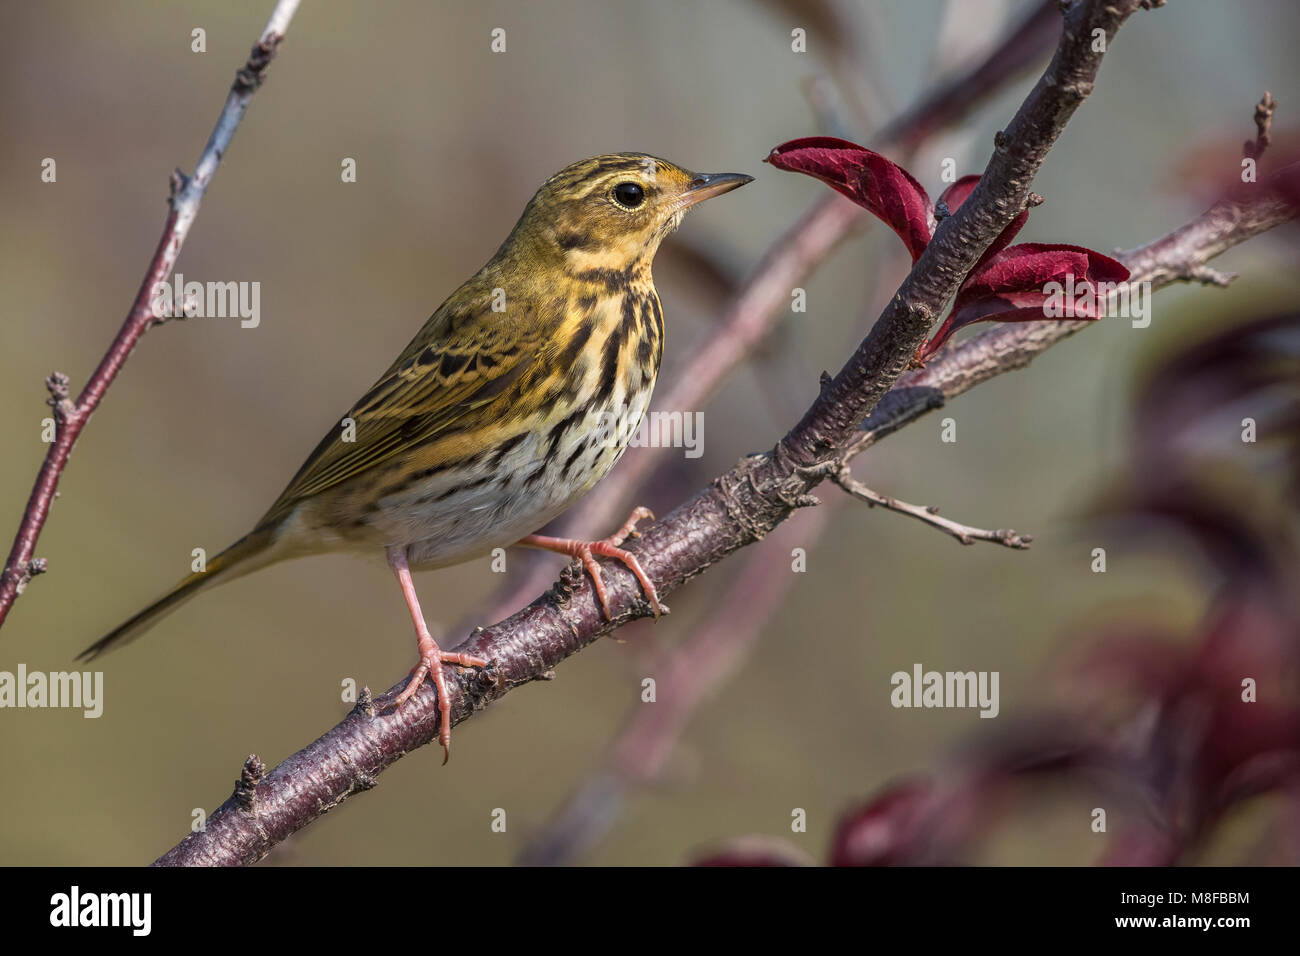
386 545 489 764
517 506 662 621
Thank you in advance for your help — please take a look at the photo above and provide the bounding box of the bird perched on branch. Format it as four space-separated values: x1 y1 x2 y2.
82 153 752 760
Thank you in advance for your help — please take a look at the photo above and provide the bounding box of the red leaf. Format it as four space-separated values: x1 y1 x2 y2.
830 778 944 866
915 243 1131 364
934 174 982 211
766 137 935 261
937 174 1029 269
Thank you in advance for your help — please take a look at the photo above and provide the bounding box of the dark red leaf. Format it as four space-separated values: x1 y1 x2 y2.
915 243 1131 363
935 174 981 211
830 778 943 866
1132 312 1300 504
766 136 935 261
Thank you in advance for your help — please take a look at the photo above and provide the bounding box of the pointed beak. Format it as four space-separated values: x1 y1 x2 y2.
678 171 754 209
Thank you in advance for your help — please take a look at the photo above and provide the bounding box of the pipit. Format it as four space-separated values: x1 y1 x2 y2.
82 153 752 760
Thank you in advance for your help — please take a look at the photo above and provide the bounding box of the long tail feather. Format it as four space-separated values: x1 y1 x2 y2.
78 531 276 661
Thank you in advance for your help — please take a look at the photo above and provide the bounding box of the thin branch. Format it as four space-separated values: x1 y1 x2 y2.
832 467 1032 549
0 0 301 630
154 0 1151 866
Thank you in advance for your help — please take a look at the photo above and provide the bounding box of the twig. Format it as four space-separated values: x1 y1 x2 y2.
0 0 301 630
154 0 1152 866
1179 264 1237 287
1244 90 1276 160
832 467 1032 549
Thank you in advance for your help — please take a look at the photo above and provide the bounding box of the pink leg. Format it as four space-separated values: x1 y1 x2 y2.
518 506 661 621
387 545 488 764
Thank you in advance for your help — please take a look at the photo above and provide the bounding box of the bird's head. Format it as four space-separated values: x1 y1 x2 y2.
504 153 752 275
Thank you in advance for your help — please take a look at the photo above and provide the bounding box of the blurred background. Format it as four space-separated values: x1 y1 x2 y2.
1 0 1296 865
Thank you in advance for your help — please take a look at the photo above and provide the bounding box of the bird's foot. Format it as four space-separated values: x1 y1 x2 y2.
519 506 662 621
394 633 489 764
386 544 488 764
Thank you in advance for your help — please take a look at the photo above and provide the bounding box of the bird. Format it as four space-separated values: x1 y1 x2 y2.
81 153 752 761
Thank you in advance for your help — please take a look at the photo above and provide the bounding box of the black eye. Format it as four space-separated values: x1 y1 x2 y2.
612 182 645 209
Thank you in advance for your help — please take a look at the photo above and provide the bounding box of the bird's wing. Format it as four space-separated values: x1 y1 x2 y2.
256 289 545 528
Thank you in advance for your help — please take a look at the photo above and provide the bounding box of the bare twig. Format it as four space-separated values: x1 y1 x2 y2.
154 0 1153 866
832 467 1032 549
1245 90 1276 160
0 0 301 630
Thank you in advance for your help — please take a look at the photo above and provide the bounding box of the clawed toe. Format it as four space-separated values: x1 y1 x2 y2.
518 506 662 621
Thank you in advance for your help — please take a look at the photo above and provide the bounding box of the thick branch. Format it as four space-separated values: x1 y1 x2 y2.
155 0 1151 866
0 0 301 629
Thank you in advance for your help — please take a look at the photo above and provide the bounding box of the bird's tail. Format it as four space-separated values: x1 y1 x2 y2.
78 530 278 661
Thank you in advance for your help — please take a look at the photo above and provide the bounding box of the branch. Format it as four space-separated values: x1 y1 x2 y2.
0 0 301 630
832 467 1032 549
155 0 1153 866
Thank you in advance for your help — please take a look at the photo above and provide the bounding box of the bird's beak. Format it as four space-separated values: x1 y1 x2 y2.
678 171 754 209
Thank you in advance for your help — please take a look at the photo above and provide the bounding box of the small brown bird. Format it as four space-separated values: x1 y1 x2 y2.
82 153 751 760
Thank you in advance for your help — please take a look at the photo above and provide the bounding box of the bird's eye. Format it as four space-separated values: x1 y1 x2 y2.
612 182 645 209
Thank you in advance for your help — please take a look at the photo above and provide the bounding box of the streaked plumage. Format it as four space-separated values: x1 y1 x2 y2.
82 153 751 759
